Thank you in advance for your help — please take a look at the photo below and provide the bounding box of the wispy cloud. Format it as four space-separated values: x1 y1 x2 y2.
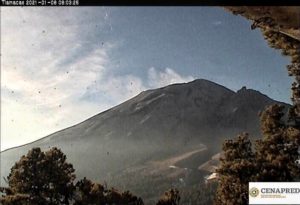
80 67 194 108
1 8 195 151
147 67 194 88
1 7 113 150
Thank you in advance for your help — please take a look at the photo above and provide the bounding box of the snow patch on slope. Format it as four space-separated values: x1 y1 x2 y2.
140 115 151 124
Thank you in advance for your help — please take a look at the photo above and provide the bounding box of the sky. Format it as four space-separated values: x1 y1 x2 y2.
1 7 292 151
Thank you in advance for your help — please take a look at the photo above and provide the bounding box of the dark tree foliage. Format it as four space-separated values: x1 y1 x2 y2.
215 107 300 205
1 147 75 205
105 187 144 205
256 104 300 181
73 177 105 205
215 8 300 205
215 133 256 205
74 177 144 205
0 148 145 205
0 194 31 205
0 187 30 205
262 29 300 127
156 189 180 205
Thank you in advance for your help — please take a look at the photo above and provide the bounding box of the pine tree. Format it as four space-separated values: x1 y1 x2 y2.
215 133 256 205
156 189 180 205
256 104 300 181
73 177 105 205
215 8 300 205
43 147 76 204
0 187 31 205
0 193 31 205
74 177 144 205
1 147 75 205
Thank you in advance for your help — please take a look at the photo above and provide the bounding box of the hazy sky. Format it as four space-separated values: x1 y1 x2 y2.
1 7 292 151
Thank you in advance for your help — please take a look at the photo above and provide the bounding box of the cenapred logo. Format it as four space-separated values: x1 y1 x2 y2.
249 187 259 198
249 182 300 204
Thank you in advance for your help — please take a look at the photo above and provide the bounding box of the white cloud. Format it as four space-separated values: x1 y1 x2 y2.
148 67 194 88
1 8 195 151
1 7 112 150
98 75 147 103
79 67 193 110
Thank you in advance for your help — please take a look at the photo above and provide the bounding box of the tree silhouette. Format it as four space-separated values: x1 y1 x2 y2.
256 104 300 181
156 189 180 205
216 7 300 204
74 177 144 205
215 133 256 205
1 147 75 205
0 147 146 205
73 177 105 205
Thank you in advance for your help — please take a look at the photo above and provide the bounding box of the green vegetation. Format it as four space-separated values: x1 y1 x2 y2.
1 147 193 205
1 7 299 205
1 147 75 205
156 189 180 205
74 177 144 205
215 133 256 204
215 103 300 205
215 8 300 205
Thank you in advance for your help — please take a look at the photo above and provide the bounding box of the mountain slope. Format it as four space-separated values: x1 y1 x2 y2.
0 79 289 202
